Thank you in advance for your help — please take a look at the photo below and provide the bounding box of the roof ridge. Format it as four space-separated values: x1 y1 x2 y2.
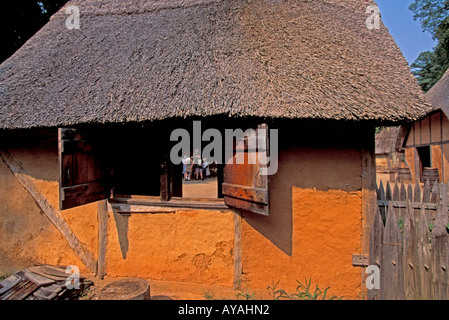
52 0 223 19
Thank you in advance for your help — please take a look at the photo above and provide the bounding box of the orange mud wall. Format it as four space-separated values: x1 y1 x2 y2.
0 130 235 287
239 123 374 300
0 131 94 275
105 209 234 286
0 124 374 299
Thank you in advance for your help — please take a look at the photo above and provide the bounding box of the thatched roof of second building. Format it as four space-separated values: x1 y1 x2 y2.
426 68 449 118
0 0 429 129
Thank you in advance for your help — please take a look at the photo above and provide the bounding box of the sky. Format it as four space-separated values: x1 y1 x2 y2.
375 0 437 65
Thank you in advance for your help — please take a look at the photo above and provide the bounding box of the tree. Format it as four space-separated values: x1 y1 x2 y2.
0 0 68 64
409 0 449 91
409 0 449 37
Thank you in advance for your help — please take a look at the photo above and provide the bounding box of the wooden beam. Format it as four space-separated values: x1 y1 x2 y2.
0 149 97 273
97 200 108 279
233 211 243 290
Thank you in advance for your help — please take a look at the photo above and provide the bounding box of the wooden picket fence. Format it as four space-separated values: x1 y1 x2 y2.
369 180 449 300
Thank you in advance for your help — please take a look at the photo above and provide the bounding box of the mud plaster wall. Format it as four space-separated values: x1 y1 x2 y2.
0 133 93 275
105 209 235 286
0 132 235 286
240 134 367 299
1 125 372 297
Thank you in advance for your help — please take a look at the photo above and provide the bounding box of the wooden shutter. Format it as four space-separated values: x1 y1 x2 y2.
58 128 111 210
222 124 270 216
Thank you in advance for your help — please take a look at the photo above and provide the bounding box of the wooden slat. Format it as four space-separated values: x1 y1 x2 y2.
97 200 108 280
431 200 449 300
380 204 405 300
222 123 270 216
378 181 386 224
403 201 417 300
372 181 449 300
417 205 432 300
222 183 268 205
414 182 422 204
407 183 414 202
58 127 110 210
352 254 369 267
61 181 109 209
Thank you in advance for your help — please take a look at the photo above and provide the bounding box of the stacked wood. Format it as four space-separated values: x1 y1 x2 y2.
370 180 449 300
0 264 92 300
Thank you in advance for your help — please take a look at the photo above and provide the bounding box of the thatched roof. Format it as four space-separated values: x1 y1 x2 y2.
375 126 408 155
0 0 429 129
426 68 449 118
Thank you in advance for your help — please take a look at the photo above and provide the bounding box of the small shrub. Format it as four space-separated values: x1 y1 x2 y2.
267 278 342 300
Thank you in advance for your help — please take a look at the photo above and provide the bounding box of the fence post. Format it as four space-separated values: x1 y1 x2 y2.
368 206 384 300
430 184 449 300
380 203 405 300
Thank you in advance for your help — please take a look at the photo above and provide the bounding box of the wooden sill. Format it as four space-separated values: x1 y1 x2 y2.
108 195 228 214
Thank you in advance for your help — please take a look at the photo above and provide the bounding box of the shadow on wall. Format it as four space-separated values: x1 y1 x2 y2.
240 121 370 257
112 205 130 259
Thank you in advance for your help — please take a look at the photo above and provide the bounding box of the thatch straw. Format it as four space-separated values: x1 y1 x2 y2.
0 0 429 129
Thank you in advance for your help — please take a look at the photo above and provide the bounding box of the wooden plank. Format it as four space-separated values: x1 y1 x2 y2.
6 281 39 300
400 182 407 201
0 274 21 295
416 205 433 300
352 254 369 267
414 182 422 204
0 149 98 273
377 181 386 224
361 141 377 269
407 183 414 202
428 181 440 221
23 270 55 286
431 200 449 300
222 183 268 205
233 212 243 289
160 157 170 201
393 182 400 201
97 200 108 279
380 204 405 300
58 128 111 210
423 180 431 203
224 196 269 216
61 181 109 209
109 197 228 210
368 207 384 300
403 201 418 300
222 123 270 216
385 181 392 222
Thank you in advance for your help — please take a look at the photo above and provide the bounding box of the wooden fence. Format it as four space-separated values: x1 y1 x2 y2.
369 180 449 300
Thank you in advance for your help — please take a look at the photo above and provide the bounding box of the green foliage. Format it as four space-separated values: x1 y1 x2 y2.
267 278 342 300
409 0 449 91
409 0 449 38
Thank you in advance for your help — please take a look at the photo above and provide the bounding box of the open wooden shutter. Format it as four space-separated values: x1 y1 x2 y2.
58 128 111 210
222 123 270 216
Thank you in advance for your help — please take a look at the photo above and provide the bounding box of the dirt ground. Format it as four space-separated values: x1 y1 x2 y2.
83 274 270 300
182 177 218 198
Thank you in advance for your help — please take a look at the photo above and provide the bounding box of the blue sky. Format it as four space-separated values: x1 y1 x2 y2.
375 0 437 65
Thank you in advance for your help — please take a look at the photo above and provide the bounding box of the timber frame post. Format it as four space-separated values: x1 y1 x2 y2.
0 149 98 273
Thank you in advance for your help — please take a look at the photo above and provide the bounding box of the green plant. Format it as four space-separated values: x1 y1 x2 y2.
235 290 256 300
203 289 215 300
235 275 256 300
267 278 342 300
398 218 404 230
267 280 285 300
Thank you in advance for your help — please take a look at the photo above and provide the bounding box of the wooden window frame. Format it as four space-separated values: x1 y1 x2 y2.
59 122 271 215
